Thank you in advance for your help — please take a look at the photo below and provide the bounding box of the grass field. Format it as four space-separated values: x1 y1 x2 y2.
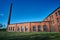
0 32 60 40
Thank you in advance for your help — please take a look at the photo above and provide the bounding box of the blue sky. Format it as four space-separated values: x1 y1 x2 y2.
0 0 60 27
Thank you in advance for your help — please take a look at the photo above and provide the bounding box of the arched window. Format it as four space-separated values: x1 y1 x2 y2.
43 25 47 32
58 11 60 15
21 26 24 32
18 27 20 32
25 26 28 32
11 27 12 31
50 25 56 32
38 25 41 32
33 26 36 32
8 27 10 31
13 27 14 31
58 23 60 32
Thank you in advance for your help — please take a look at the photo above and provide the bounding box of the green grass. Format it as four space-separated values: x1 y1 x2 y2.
0 32 60 40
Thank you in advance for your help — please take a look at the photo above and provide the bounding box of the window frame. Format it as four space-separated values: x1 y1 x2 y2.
33 26 36 32
25 26 28 32
21 26 24 32
58 11 60 15
18 26 20 32
38 25 41 32
43 25 47 32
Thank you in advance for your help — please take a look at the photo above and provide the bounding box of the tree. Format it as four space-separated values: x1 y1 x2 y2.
0 24 3 29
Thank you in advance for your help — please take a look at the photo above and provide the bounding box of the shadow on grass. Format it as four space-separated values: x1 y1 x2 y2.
0 35 54 40
0 32 60 40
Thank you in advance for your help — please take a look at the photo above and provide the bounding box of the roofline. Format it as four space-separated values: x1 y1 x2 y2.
8 7 60 25
9 21 50 25
43 7 60 21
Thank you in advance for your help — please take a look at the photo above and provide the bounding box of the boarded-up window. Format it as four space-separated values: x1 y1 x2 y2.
38 25 41 32
21 26 24 32
50 25 56 32
58 23 60 32
25 26 28 32
33 26 36 32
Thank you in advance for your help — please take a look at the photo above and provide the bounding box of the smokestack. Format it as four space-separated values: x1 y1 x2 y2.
7 3 12 31
8 3 12 25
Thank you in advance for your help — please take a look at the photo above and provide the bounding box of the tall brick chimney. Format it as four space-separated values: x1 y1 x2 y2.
6 3 12 31
8 3 12 25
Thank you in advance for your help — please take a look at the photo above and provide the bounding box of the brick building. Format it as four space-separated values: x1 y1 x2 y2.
8 21 50 32
44 7 60 32
7 4 60 32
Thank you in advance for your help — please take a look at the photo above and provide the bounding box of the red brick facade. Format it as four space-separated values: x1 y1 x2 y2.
44 7 60 32
7 7 60 32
